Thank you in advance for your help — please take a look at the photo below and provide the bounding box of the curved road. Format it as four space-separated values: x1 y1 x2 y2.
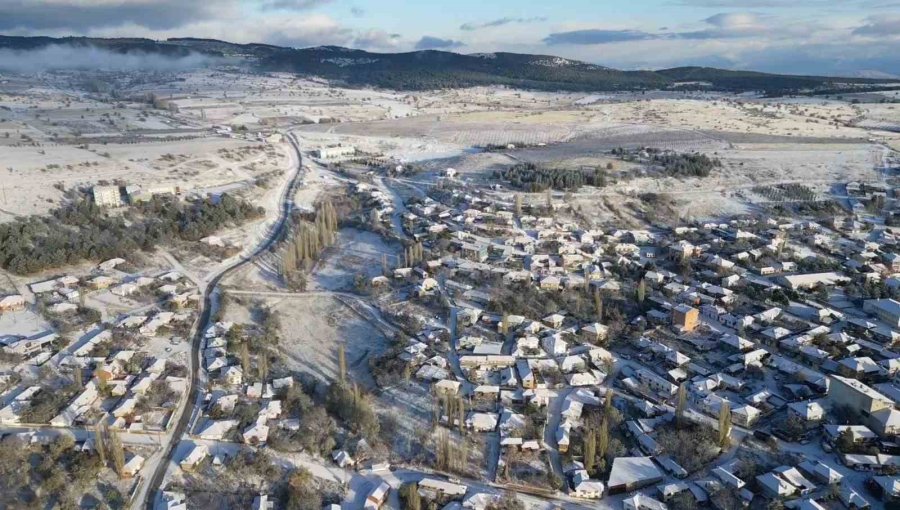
138 132 305 510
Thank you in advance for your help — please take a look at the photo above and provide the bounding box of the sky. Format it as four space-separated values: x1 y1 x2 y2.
1 0 899 77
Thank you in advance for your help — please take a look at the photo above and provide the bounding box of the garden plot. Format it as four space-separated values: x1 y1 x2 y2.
269 294 390 387
309 228 400 292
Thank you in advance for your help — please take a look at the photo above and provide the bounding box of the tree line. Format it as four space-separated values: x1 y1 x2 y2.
493 162 607 192
0 194 264 275
612 147 721 178
279 201 339 290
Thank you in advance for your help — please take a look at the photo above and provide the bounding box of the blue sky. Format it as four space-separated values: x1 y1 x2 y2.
1 0 899 76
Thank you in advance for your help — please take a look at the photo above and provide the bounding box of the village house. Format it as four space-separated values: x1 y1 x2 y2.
0 294 26 312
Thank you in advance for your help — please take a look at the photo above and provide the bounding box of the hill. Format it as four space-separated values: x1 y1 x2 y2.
0 35 894 95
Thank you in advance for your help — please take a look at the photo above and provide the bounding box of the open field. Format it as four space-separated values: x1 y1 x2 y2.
225 294 391 387
310 228 401 292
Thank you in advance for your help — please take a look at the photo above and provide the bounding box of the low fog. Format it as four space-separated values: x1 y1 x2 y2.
0 44 222 73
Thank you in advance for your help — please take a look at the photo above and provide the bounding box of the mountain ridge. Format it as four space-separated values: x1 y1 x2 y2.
0 34 896 96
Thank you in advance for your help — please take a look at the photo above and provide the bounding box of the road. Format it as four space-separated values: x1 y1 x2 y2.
376 175 410 241
136 132 306 510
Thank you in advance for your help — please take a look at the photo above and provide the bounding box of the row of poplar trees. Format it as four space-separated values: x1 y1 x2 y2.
280 201 339 288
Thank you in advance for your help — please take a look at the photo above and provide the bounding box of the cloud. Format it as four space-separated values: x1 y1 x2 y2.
414 36 463 50
544 29 659 45
251 16 354 48
677 12 770 39
852 15 900 36
350 6 365 17
0 0 229 31
353 30 402 51
460 16 547 31
259 0 334 11
544 13 783 45
0 44 220 73
675 0 900 6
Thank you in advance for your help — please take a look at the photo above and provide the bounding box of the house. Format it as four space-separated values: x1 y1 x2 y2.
788 400 826 426
466 412 499 432
607 457 664 494
89 275 116 289
197 419 238 440
2 331 57 356
314 145 356 160
777 272 849 290
623 493 667 510
871 476 900 502
364 481 390 509
713 466 745 489
180 444 209 471
555 422 572 453
773 466 816 495
838 356 882 378
220 366 244 385
839 484 870 510
0 295 26 312
540 276 561 291
824 425 877 444
543 313 565 329
756 472 797 498
581 323 609 343
251 494 275 510
571 469 605 499
99 258 126 271
92 185 123 207
798 460 843 485
542 335 568 356
863 299 900 327
332 450 355 468
636 368 678 396
872 408 900 436
516 360 535 389
418 478 468 500
827 376 893 434
122 454 145 478
672 304 699 332
158 492 188 510
732 405 762 427
242 422 270 445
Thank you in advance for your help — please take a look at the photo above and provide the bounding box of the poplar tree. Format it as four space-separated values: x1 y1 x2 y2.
718 402 732 448
338 344 347 384
109 427 126 477
241 340 250 377
584 426 597 474
676 383 688 427
597 418 610 472
94 423 107 465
